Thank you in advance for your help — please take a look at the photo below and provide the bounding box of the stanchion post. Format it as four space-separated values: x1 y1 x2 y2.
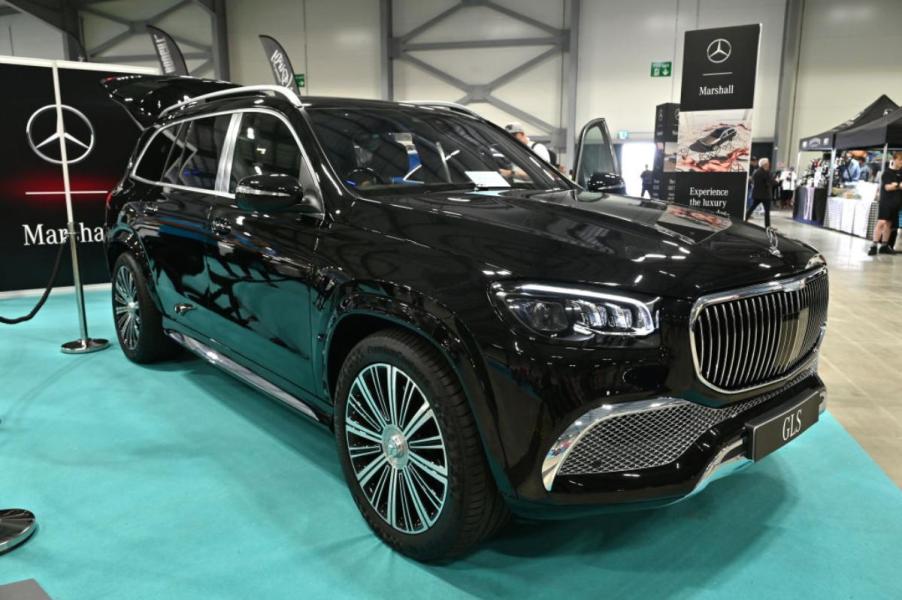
50 63 109 354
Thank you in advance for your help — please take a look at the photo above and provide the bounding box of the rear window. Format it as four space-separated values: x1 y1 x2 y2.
134 127 176 180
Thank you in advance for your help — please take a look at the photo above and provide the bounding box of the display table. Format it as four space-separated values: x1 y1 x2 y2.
823 196 878 238
793 186 827 225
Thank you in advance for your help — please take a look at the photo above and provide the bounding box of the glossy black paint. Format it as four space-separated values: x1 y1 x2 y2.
105 89 826 517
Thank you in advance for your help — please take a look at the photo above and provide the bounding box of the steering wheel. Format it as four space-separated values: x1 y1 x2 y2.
346 167 387 186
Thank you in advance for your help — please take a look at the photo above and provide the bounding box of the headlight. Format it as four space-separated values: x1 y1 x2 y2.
494 283 658 339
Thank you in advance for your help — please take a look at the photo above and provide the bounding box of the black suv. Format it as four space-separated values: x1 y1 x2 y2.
103 77 829 561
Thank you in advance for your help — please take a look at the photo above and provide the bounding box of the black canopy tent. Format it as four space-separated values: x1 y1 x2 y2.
835 105 902 150
795 94 897 192
834 106 902 186
798 94 897 152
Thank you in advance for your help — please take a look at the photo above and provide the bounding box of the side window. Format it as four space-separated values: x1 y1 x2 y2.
229 112 302 192
176 115 231 190
161 123 187 185
134 126 176 180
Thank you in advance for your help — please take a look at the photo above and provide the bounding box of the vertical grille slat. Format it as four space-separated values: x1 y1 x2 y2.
690 270 828 392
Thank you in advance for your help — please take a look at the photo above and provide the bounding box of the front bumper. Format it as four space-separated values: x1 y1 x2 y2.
506 371 826 519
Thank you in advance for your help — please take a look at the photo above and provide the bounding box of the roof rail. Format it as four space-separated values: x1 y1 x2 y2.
160 84 302 117
406 101 482 119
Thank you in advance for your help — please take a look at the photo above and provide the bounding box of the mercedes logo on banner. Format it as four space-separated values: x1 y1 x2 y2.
706 38 732 64
26 104 95 165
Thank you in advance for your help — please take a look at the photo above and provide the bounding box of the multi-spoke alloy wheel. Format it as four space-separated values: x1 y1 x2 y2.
114 265 141 350
335 330 509 561
345 363 448 534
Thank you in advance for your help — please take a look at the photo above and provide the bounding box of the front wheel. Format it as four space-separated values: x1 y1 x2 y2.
334 329 509 561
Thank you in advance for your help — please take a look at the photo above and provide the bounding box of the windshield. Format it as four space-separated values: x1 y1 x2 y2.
305 106 570 194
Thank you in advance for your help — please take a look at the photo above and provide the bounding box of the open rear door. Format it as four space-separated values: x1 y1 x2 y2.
101 75 237 128
573 118 625 193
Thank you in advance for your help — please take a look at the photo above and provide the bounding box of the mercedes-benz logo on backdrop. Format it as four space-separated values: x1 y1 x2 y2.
706 38 732 64
26 104 95 164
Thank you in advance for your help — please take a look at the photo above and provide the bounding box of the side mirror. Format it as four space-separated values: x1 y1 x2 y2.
586 172 626 194
235 174 312 213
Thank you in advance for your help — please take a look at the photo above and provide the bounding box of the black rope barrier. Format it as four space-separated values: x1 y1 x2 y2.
0 241 69 325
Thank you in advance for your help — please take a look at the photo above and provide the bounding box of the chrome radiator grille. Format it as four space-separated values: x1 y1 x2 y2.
691 269 828 393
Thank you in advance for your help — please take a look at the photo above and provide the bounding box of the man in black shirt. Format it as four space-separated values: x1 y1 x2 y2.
869 151 902 255
746 157 775 228
640 165 653 198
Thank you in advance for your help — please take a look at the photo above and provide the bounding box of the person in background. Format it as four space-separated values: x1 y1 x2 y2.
840 152 860 183
747 157 776 228
640 164 653 198
747 156 759 209
780 166 797 208
773 162 784 206
505 123 551 163
868 151 902 256
858 156 870 182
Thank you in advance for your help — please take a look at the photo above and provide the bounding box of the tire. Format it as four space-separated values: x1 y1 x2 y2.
334 329 509 561
111 252 177 363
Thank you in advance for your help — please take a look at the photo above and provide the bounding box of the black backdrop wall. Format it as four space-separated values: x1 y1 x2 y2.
0 59 148 293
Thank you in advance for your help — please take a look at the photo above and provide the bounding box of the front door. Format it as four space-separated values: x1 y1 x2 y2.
204 109 322 394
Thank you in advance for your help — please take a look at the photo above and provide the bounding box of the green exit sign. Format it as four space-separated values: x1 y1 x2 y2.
650 61 672 77
294 73 305 88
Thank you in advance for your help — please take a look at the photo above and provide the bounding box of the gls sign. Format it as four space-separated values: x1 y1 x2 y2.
782 409 804 441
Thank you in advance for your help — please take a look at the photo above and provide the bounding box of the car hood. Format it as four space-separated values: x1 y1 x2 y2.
343 188 821 299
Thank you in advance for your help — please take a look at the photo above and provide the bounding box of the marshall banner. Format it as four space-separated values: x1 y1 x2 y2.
0 58 154 292
674 24 761 220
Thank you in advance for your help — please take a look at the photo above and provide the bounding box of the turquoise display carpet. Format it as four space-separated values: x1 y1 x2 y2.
2 291 901 599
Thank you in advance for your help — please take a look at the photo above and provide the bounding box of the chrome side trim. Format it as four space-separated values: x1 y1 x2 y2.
689 267 828 395
166 330 317 421
541 397 687 491
216 113 242 193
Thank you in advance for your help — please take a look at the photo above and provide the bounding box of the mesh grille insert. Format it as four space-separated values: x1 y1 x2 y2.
558 372 812 476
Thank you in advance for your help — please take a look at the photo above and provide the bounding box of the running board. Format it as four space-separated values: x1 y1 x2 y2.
166 330 318 421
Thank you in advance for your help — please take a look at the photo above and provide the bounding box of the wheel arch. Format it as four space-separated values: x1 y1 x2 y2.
107 227 162 310
321 289 514 497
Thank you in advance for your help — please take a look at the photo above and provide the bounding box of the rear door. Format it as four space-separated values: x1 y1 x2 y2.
131 113 232 334
204 109 323 393
573 118 623 191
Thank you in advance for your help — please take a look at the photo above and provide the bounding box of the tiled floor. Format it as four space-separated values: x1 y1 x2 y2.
761 210 902 487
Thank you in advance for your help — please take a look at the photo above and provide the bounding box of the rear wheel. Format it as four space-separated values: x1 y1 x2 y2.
334 329 509 561
111 252 177 363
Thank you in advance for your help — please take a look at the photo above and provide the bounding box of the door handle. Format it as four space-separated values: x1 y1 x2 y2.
142 203 158 216
211 217 231 236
